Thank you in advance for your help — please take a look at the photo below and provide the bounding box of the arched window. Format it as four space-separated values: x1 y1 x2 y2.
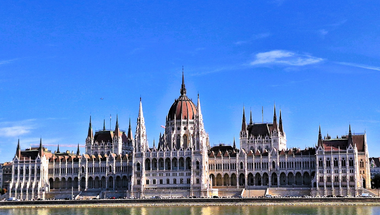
240 162 244 170
334 158 338 167
360 159 364 168
176 135 181 149
196 161 200 170
183 135 188 148
272 161 276 169
341 158 346 167
349 158 354 167
136 163 141 171
109 165 112 173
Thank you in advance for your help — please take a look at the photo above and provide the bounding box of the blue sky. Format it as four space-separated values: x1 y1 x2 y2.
1 1 380 162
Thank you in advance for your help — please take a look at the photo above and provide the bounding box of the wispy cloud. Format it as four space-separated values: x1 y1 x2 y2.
234 33 271 45
250 50 323 66
0 119 36 137
0 58 17 66
336 62 380 72
269 79 309 87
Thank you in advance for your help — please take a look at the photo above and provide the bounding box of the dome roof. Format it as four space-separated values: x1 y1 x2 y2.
167 71 197 120
168 95 197 120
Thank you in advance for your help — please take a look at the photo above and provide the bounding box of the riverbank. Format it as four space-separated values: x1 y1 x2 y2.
1 198 380 208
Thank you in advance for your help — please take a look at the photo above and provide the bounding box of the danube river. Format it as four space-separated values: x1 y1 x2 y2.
0 205 379 215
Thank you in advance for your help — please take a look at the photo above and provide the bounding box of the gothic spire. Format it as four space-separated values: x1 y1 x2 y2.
273 104 277 130
249 109 253 125
76 143 80 156
279 109 283 133
16 139 21 158
241 106 247 131
103 119 106 131
233 137 236 149
38 138 44 157
87 116 93 139
57 144 60 153
348 124 353 145
318 125 323 147
128 118 133 140
136 97 148 152
114 114 120 137
180 67 186 96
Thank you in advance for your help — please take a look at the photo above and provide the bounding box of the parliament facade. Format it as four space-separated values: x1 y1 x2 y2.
8 74 371 200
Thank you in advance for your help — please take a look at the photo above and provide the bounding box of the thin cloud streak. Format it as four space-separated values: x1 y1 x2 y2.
234 33 271 45
0 58 17 65
250 50 323 66
336 62 380 72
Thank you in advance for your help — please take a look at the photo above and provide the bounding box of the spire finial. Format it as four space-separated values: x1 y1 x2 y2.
76 143 80 156
250 108 253 124
279 109 283 133
273 103 278 130
180 67 186 96
128 118 133 139
233 137 236 149
57 144 60 153
103 119 106 131
241 106 247 131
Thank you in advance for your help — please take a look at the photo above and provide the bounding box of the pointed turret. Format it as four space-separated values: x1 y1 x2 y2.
135 97 148 152
273 104 277 130
348 124 353 145
241 106 247 131
249 109 253 125
128 118 133 140
153 139 156 148
87 116 93 139
38 138 44 157
103 119 106 131
16 139 21 158
233 137 236 149
180 67 186 96
57 144 60 153
318 125 323 147
114 114 120 137
76 143 80 156
279 109 283 133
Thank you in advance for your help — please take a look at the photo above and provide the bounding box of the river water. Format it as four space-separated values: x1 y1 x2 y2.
0 205 379 215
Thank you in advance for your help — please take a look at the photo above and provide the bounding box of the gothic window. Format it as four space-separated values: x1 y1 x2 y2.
341 158 346 167
196 161 200 170
136 163 141 171
319 158 323 167
272 161 275 169
360 159 364 168
334 158 338 167
176 135 181 149
240 162 244 170
183 135 188 148
349 158 354 167
326 158 331 167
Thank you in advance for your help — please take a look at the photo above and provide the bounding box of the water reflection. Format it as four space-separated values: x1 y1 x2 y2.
0 205 378 215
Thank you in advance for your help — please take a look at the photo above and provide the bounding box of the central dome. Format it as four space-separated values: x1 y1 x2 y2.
167 72 197 120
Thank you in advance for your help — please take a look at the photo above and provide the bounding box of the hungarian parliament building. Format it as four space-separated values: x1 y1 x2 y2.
8 73 371 200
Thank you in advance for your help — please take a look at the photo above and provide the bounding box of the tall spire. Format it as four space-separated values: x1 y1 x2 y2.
279 109 283 133
103 119 106 131
16 139 21 158
87 116 93 139
273 104 277 130
180 67 186 96
57 144 60 153
38 138 44 157
114 114 120 137
348 124 353 145
76 143 80 156
241 106 247 131
318 125 323 147
136 97 148 152
128 118 133 140
249 109 253 125
233 137 236 149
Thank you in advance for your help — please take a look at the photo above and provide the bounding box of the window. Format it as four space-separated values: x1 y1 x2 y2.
137 163 141 171
167 179 170 184
341 158 346 167
160 179 163 184
334 158 338 167
173 179 177 184
146 180 149 185
137 180 140 185
196 179 200 184
240 162 243 170
349 158 354 167
153 179 156 184
360 159 364 168
326 159 331 167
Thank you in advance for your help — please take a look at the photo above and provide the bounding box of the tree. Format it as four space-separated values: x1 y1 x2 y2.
372 174 380 189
